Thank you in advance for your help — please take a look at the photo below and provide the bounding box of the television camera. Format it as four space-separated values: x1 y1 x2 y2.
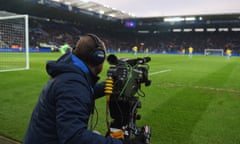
105 54 151 144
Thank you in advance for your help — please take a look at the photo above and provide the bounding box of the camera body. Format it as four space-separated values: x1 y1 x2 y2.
106 54 151 143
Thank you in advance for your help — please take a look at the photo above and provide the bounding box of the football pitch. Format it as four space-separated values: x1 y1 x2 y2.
0 53 240 144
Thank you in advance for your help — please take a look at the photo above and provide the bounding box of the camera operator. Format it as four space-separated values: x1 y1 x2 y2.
23 34 145 144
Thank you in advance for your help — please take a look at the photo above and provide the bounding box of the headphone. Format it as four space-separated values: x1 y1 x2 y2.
87 33 106 66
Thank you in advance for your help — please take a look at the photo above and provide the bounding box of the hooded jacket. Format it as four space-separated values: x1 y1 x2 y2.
23 53 122 144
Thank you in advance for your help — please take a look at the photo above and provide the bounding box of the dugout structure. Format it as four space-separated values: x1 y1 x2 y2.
0 14 29 72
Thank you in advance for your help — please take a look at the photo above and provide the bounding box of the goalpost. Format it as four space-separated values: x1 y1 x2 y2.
0 14 29 72
204 49 224 56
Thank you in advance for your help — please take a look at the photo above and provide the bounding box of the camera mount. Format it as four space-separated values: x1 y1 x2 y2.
105 54 151 144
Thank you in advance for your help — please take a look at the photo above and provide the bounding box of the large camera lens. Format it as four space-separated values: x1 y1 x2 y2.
107 54 118 65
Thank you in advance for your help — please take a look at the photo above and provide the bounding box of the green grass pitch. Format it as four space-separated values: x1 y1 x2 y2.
0 53 240 144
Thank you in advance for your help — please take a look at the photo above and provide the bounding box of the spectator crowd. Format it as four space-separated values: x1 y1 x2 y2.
29 18 240 55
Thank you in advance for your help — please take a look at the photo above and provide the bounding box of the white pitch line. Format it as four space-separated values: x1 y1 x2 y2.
149 69 172 76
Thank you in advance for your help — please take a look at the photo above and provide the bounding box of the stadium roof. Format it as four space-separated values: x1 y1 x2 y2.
1 0 240 33
0 11 18 17
51 0 135 19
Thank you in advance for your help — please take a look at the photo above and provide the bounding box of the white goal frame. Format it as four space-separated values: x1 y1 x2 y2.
204 49 224 56
0 14 29 72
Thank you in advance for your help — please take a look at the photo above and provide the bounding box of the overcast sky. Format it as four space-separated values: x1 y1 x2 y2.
91 0 240 17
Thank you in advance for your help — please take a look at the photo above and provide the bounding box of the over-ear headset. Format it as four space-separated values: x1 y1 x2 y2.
87 33 106 66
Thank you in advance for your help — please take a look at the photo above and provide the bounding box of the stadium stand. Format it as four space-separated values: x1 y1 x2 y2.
28 18 240 55
0 0 240 56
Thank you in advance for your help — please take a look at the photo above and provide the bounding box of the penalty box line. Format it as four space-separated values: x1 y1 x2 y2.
149 69 172 76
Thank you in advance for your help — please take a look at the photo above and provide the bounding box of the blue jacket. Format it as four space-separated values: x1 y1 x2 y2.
23 53 122 144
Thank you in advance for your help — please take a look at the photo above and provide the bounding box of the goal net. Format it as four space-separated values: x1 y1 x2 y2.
0 14 29 72
204 49 224 56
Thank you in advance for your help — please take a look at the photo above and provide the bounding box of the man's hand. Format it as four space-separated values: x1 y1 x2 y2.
109 130 124 139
